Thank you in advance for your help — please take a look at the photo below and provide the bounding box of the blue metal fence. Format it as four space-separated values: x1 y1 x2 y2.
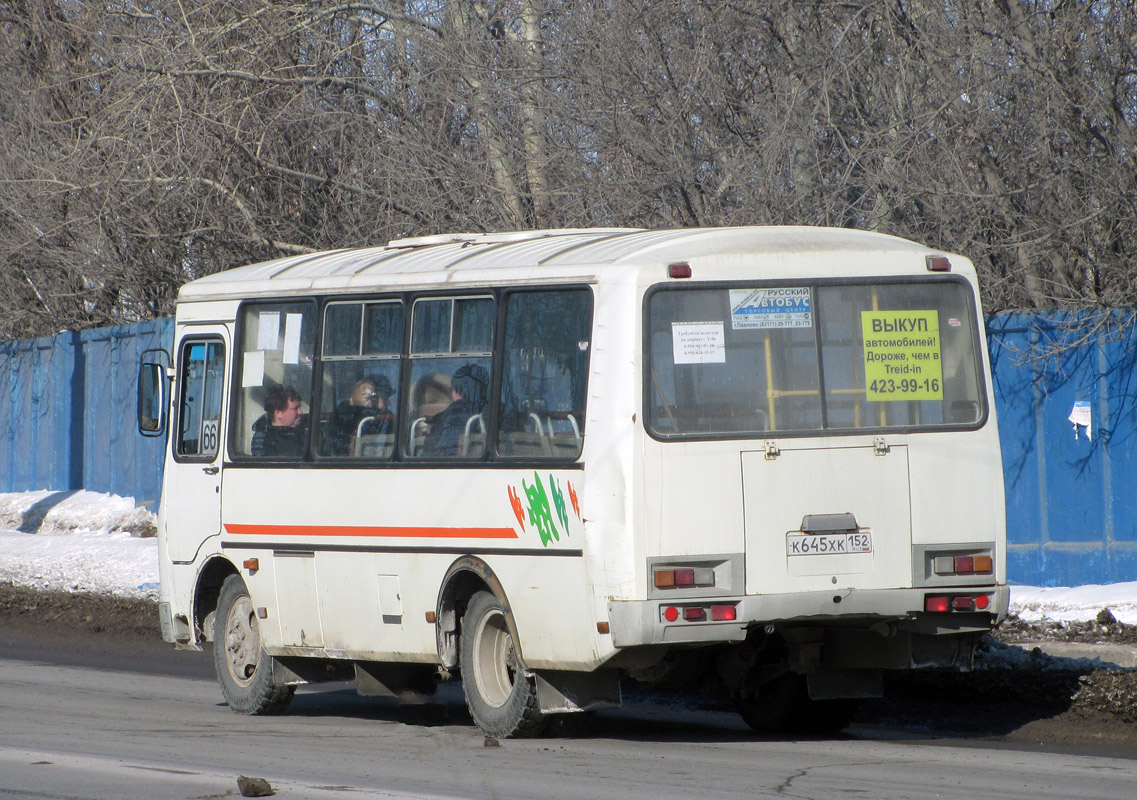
1 312 1135 586
0 318 173 508
988 311 1137 586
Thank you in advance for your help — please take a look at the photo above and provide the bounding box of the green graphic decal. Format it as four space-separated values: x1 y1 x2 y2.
549 474 570 533
523 472 560 546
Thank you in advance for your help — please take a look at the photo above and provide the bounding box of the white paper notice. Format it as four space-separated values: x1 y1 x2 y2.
242 350 265 388
257 312 280 351
672 321 726 364
1068 400 1092 440
283 313 303 364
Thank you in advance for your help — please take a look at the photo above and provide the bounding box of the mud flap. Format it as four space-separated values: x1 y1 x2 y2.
535 669 622 713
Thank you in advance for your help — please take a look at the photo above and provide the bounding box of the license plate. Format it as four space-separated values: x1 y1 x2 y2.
786 531 872 556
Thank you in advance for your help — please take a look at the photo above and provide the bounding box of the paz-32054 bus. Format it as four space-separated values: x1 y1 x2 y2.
138 226 1007 737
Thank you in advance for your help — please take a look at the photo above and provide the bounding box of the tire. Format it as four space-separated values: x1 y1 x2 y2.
213 574 295 715
735 673 856 736
460 591 545 738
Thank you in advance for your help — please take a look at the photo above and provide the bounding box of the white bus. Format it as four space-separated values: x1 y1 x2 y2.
139 226 1008 737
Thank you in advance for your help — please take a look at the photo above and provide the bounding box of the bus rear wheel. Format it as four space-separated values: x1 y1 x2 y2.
460 591 545 738
213 574 295 715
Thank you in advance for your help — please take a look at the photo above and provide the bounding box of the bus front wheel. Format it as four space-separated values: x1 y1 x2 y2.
460 591 545 738
213 574 295 715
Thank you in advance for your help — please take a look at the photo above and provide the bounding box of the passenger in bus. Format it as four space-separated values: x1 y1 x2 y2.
251 385 308 457
324 376 395 456
421 363 488 457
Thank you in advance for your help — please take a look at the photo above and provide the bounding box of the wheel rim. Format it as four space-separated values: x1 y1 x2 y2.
223 593 261 688
472 607 517 708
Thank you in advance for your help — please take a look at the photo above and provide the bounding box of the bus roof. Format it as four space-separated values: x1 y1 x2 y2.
177 226 951 303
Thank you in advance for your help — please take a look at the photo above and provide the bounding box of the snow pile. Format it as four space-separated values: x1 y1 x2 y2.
976 636 1120 672
0 490 159 599
1 490 1134 622
1010 583 1137 626
0 528 159 599
0 489 156 537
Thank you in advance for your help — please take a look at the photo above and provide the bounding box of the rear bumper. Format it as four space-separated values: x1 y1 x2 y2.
608 585 1009 647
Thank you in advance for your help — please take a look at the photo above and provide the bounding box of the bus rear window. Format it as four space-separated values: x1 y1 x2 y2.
646 280 985 437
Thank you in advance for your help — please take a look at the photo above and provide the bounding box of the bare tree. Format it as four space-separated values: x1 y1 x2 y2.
1 1 1134 339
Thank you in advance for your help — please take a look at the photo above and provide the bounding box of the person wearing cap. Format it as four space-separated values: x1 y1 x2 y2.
421 364 488 457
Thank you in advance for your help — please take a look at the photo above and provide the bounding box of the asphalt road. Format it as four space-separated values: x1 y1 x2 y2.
1 640 1136 800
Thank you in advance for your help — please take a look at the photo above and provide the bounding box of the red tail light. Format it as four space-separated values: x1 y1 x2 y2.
711 605 737 621
925 595 950 613
933 552 995 576
653 566 716 589
926 593 993 613
674 568 695 586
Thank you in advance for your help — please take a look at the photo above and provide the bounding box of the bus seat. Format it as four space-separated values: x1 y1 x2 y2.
460 414 486 457
356 433 394 458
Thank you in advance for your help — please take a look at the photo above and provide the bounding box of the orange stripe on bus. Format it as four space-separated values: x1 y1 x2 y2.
223 523 518 539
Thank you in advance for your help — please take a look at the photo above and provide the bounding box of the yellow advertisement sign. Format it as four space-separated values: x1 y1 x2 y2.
861 310 943 401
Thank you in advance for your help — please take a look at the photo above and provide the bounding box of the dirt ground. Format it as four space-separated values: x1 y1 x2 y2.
2 583 1135 753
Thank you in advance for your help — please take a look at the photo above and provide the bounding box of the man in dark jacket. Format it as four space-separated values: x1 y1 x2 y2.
251 385 308 457
422 364 488 457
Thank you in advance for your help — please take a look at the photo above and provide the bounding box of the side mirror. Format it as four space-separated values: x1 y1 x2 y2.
138 362 167 436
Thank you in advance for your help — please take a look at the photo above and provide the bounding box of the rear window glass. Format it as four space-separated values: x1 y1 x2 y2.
647 279 985 437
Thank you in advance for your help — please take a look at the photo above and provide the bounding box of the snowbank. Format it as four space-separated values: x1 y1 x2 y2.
0 489 155 537
0 490 159 599
1009 583 1137 626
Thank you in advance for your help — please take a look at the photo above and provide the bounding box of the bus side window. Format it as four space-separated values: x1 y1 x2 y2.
316 300 402 459
496 289 592 460
407 296 494 459
231 301 317 459
175 339 224 459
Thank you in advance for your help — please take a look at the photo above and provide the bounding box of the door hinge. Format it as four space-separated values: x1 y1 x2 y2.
874 436 889 455
764 440 780 460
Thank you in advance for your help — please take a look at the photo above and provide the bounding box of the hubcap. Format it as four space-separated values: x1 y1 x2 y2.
224 594 260 687
473 607 517 708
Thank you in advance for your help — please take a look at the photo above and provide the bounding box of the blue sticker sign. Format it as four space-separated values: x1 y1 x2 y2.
730 288 812 329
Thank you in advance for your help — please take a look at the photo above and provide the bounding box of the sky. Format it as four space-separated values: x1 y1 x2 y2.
1 490 1134 624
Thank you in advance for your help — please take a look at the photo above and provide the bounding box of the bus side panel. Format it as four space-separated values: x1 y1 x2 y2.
217 466 609 669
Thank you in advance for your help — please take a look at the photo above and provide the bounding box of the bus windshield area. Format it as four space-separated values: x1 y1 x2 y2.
647 279 986 437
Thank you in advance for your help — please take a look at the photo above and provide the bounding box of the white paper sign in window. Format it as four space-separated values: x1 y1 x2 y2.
257 312 280 350
283 313 303 364
730 287 812 329
672 321 726 364
242 350 265 388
